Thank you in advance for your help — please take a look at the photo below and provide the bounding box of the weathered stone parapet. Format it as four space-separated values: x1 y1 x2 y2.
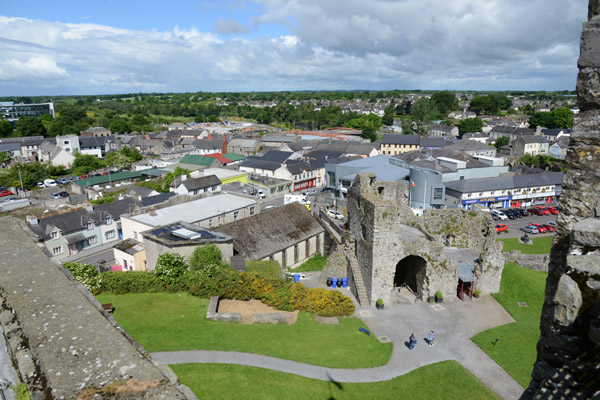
0 217 191 399
504 251 550 271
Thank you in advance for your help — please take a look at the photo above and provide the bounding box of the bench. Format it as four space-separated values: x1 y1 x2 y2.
359 327 370 336
102 303 114 313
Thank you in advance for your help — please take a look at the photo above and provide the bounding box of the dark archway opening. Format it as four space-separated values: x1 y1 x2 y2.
394 255 427 295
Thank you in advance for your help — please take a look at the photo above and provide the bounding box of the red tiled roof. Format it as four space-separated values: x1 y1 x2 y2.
204 153 233 163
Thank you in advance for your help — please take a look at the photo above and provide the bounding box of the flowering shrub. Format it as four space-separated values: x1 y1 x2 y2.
154 253 188 285
63 262 102 293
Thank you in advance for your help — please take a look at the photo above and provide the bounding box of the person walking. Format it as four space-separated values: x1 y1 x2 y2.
409 333 417 350
429 330 435 346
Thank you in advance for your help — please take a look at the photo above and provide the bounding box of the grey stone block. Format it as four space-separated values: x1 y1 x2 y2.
253 313 288 324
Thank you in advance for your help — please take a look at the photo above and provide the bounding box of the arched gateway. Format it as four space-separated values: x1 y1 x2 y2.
394 255 427 298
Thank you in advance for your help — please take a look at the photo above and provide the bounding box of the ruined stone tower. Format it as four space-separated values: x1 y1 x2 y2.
523 2 600 398
345 174 504 306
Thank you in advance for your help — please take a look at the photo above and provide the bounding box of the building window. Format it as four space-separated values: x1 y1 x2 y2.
52 246 63 255
234 211 239 220
105 216 112 225
105 230 115 240
51 230 59 239
86 221 94 230
88 236 97 245
478 192 483 196
250 206 255 216
133 232 138 240
209 219 213 227
433 188 443 200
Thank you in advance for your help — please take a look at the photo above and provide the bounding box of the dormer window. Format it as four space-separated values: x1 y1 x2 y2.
86 221 94 230
51 230 59 240
105 216 112 225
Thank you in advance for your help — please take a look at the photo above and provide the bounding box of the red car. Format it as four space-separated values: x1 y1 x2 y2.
542 224 556 232
546 207 559 215
534 206 551 215
495 224 509 233
0 190 13 197
529 222 548 233
527 208 544 216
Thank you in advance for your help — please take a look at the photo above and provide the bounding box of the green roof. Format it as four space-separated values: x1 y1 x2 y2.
180 154 216 166
223 153 246 161
74 169 154 187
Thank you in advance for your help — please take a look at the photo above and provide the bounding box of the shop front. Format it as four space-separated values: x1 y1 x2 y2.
462 195 511 209
510 190 556 208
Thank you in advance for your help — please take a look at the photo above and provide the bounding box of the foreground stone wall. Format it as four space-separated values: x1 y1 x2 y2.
0 218 191 399
524 2 600 398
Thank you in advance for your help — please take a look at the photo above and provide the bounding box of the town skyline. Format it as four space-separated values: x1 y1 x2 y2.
1 0 588 96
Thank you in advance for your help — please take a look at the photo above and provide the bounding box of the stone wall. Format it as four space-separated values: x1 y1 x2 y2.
524 2 600 398
504 251 550 271
0 218 192 399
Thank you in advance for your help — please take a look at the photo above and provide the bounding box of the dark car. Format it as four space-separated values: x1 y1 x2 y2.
503 209 518 219
510 208 526 217
58 191 70 197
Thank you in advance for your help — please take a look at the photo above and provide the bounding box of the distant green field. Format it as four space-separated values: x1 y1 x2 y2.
497 236 553 254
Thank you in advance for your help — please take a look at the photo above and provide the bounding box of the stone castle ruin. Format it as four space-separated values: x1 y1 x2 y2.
344 173 504 306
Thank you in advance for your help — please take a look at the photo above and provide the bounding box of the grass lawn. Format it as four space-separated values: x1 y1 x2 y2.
95 292 391 368
171 361 499 400
497 236 553 254
471 262 547 388
290 254 328 272
245 260 281 277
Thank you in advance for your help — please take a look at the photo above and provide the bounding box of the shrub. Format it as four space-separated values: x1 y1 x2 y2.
376 298 384 306
154 253 188 285
182 268 237 298
63 262 102 293
99 271 169 294
189 244 223 271
435 291 443 300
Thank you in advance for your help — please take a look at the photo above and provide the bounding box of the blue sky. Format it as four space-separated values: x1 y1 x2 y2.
0 0 589 96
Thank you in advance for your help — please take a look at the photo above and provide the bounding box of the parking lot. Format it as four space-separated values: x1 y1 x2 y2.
493 210 557 239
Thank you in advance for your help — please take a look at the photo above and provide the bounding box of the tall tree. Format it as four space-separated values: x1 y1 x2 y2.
0 120 13 137
14 117 46 137
457 118 483 135
431 91 459 117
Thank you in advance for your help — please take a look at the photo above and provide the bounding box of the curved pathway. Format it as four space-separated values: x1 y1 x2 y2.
152 296 524 400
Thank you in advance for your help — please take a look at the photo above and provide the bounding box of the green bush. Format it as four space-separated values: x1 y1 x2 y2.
376 298 384 306
189 244 223 271
154 253 188 285
63 262 102 293
99 271 170 294
435 291 443 300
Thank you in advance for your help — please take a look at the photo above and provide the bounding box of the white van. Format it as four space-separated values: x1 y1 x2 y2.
43 179 58 187
491 210 508 220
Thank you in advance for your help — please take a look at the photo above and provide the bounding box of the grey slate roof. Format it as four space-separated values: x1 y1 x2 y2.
304 150 345 160
421 137 453 148
381 134 420 145
140 192 177 207
393 148 488 168
240 158 281 171
284 161 314 175
192 139 224 150
444 140 496 152
125 185 155 198
262 150 294 163
79 136 108 148
216 202 325 260
181 175 222 191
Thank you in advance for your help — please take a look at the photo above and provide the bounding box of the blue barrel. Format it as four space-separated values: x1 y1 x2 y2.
332 278 338 288
294 273 300 283
342 278 347 288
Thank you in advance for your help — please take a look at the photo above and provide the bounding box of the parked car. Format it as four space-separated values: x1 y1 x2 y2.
521 225 539 234
58 191 70 197
327 209 344 220
491 210 508 220
495 224 509 233
548 221 556 227
502 210 518 219
3 197 17 202
527 208 544 216
256 190 266 199
534 206 551 215
43 179 58 187
514 208 529 217
529 223 548 233
50 193 61 200
37 182 45 188
303 189 317 196
546 206 559 215
56 178 69 185
510 208 526 217
0 190 13 197
542 224 556 232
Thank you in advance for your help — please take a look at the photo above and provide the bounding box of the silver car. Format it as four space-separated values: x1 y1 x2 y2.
520 225 539 234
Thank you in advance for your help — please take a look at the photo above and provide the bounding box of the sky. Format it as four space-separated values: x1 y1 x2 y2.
0 0 589 96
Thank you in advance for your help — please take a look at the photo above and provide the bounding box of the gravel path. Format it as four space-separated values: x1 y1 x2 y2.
152 296 524 400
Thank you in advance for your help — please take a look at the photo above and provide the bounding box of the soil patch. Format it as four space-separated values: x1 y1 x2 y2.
218 299 298 325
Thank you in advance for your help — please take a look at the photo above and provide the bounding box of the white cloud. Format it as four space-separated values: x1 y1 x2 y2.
0 1 589 95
